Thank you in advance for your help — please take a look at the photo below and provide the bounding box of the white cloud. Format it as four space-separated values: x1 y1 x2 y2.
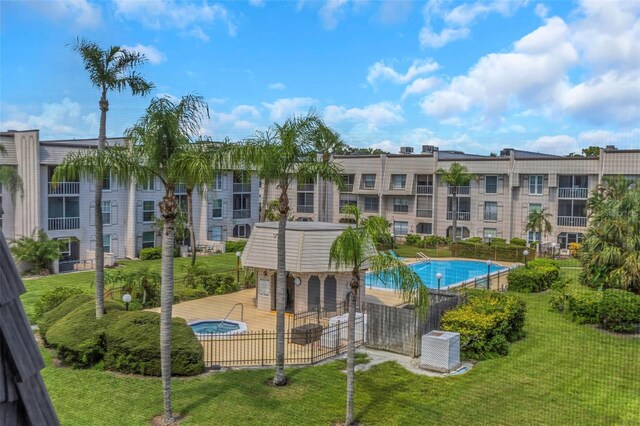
121 44 167 65
262 97 317 121
497 124 527 134
249 0 265 7
319 0 349 30
267 82 286 90
402 77 440 99
419 27 470 48
324 102 403 130
526 135 579 155
534 3 549 18
25 0 101 28
367 59 439 85
201 104 263 139
113 0 237 40
368 130 474 154
578 128 640 150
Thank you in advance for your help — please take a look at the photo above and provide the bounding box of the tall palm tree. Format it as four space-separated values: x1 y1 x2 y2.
329 206 428 426
311 123 347 222
70 38 153 319
525 207 553 255
224 112 344 386
0 144 24 207
435 163 474 242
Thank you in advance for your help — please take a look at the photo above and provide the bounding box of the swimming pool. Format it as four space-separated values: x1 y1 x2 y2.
189 320 248 338
365 259 508 289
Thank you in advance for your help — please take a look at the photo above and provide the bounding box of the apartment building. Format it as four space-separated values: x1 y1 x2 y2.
0 130 259 270
276 145 640 249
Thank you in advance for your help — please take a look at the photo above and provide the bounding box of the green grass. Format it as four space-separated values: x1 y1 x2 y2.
42 291 640 425
392 245 452 258
20 254 238 322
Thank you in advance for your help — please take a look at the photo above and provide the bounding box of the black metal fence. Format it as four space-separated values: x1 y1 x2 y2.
291 301 353 329
199 316 365 367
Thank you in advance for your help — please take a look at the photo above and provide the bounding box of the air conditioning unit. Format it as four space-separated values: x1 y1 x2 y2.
420 330 461 373
399 146 414 154
422 145 437 154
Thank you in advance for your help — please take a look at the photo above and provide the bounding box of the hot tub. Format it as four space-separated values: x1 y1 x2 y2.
189 320 248 338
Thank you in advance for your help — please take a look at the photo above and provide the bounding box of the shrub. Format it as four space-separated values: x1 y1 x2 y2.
103 311 204 376
139 246 180 260
510 238 527 247
568 242 582 257
565 288 602 324
423 235 450 247
492 238 506 244
466 237 483 243
441 291 526 359
45 300 125 367
38 294 93 337
174 288 209 303
10 229 60 275
599 290 640 333
215 275 240 295
508 260 560 293
225 240 247 253
33 287 84 322
405 234 422 246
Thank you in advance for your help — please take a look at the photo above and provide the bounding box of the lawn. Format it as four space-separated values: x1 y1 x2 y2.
20 253 238 322
392 245 452 258
41 291 640 425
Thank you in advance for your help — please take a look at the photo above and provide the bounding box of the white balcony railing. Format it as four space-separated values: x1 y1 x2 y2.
416 185 433 194
48 182 80 195
448 186 470 195
416 209 433 218
233 183 252 193
446 211 471 221
558 187 588 198
341 184 354 192
232 209 251 219
557 216 587 227
48 217 80 231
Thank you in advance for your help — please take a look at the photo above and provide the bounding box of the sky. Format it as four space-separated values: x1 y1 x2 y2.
1 0 639 156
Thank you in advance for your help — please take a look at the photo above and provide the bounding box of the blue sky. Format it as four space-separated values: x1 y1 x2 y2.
1 0 639 155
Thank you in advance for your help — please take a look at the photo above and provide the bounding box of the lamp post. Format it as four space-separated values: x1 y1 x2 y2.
486 259 492 290
551 243 557 260
122 292 132 311
236 251 242 285
390 233 395 251
436 272 443 302
523 250 529 268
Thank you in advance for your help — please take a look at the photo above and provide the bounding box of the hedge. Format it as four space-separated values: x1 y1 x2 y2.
174 288 209 303
225 240 246 253
45 300 125 367
103 311 204 376
33 286 84 322
441 291 526 359
140 246 180 260
38 293 93 338
599 290 640 333
508 259 560 293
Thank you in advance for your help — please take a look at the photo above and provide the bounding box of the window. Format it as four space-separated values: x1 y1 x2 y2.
140 177 155 191
143 201 155 223
393 221 408 235
393 198 409 213
341 174 354 191
362 174 376 189
103 234 111 253
213 172 223 191
485 176 498 194
391 174 406 189
297 192 314 213
364 196 379 212
446 226 470 239
102 170 111 191
416 223 432 234
484 201 498 221
142 231 155 249
529 203 542 214
529 175 543 195
210 226 222 241
233 224 251 238
528 231 541 243
339 193 357 211
483 228 497 238
48 197 79 218
557 232 584 250
212 199 223 219
102 201 111 225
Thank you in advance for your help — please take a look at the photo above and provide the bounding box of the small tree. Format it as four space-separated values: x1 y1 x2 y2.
10 230 60 275
435 163 475 242
525 207 553 255
0 143 24 204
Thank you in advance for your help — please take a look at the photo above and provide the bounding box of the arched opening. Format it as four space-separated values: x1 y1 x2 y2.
323 275 337 311
307 275 321 310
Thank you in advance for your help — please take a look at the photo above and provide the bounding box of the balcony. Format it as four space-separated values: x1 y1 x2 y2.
557 216 587 227
416 209 433 218
297 205 314 213
558 187 588 198
48 182 79 195
232 209 251 219
48 217 80 231
393 206 409 213
416 185 433 194
341 184 354 192
174 183 187 194
448 186 470 195
446 211 471 221
233 183 251 193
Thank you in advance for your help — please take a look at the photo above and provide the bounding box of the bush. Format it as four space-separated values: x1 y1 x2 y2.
103 311 204 376
510 238 527 247
565 288 602 324
215 275 240 295
139 246 180 260
174 288 209 303
492 238 506 244
466 237 483 243
38 294 93 337
45 300 125 367
10 229 60 275
441 291 526 359
508 260 560 293
599 290 640 333
33 287 84 322
225 240 247 253
405 234 422 246
423 235 450 247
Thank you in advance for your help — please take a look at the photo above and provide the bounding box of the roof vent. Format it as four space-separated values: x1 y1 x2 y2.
399 146 414 154
422 145 438 154
500 148 513 157
605 145 617 151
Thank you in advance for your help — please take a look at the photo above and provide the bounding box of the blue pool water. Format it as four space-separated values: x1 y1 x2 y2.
365 259 507 289
190 321 240 334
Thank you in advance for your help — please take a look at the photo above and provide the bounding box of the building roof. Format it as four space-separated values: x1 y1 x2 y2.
241 221 373 273
0 230 60 425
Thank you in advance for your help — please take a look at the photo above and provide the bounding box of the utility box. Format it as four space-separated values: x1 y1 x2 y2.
420 331 461 373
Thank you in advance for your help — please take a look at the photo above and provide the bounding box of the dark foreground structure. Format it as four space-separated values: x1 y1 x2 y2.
0 229 59 425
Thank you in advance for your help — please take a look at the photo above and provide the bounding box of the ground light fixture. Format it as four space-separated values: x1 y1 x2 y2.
551 243 557 260
486 259 492 290
236 251 242 284
390 233 395 250
523 250 529 268
122 292 132 311
436 272 443 303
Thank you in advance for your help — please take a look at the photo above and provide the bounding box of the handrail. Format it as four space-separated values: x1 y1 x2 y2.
416 252 431 262
221 303 244 324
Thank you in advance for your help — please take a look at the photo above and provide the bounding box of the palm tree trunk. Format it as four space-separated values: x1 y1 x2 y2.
451 190 458 243
273 187 288 386
187 188 196 266
345 272 359 426
94 92 108 319
321 177 327 222
260 177 270 222
160 194 178 424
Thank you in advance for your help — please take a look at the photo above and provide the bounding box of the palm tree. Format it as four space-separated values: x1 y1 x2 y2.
435 163 474 242
69 38 153 319
224 112 344 386
329 206 428 425
0 144 24 212
311 123 347 222
525 207 553 255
